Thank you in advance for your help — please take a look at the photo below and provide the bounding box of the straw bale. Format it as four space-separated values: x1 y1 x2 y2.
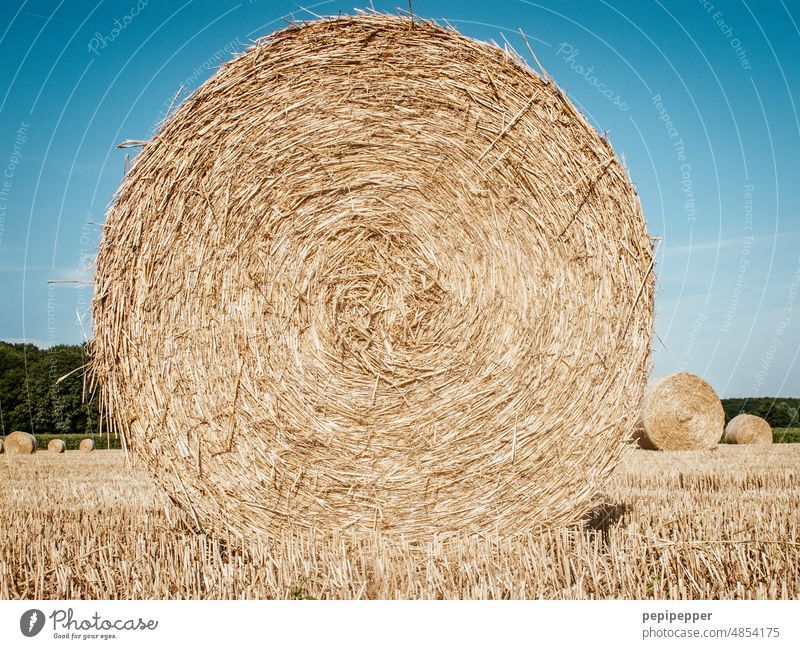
79 438 95 453
92 14 654 539
4 431 37 455
48 439 67 453
725 413 772 445
638 373 723 450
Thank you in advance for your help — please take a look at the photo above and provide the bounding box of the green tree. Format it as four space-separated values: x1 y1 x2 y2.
769 402 798 428
0 341 98 435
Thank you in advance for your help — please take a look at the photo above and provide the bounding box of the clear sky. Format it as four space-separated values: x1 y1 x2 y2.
0 0 798 397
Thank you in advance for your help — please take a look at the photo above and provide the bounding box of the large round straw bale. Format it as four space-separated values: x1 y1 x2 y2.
79 438 95 453
0 438 4 454
48 439 67 454
4 431 37 455
92 14 654 540
725 413 772 445
638 373 724 450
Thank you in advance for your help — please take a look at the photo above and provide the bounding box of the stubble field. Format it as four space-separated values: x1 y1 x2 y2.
1 445 798 599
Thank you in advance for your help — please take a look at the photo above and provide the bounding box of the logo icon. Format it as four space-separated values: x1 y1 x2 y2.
20 609 45 637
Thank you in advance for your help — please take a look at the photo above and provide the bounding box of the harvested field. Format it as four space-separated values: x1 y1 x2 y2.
1 446 798 599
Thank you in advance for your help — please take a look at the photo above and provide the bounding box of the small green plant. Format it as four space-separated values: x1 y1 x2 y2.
289 581 316 600
646 570 664 594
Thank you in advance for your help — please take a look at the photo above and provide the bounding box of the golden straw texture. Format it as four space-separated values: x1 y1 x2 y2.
725 414 772 445
48 439 67 454
92 14 654 540
79 439 95 453
4 431 37 455
639 373 723 450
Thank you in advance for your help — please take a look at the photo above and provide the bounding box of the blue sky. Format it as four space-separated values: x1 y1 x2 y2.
0 0 798 397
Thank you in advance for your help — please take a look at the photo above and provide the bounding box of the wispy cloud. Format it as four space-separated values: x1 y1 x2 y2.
664 237 746 255
0 265 93 280
1 337 53 348
0 265 54 273
47 266 94 282
663 229 799 256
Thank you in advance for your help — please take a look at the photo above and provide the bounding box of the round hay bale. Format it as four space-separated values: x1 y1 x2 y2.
92 14 655 540
48 438 67 453
79 438 95 453
4 431 37 455
0 438 4 454
725 413 772 445
638 373 724 450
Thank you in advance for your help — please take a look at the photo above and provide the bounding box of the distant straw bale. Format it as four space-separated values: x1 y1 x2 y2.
48 439 67 454
79 439 95 453
637 373 724 450
4 431 37 455
725 414 772 445
92 14 655 540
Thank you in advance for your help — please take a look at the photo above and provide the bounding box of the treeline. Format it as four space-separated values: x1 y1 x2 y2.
722 397 799 428
0 341 99 436
1 341 798 435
